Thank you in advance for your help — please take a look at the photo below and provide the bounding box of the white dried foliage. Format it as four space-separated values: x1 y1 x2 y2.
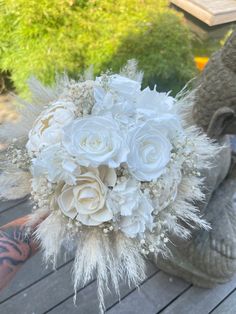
27 76 63 106
0 75 70 144
119 59 144 83
34 212 67 267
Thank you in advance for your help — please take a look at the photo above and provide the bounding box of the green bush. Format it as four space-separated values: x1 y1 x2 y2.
0 0 196 95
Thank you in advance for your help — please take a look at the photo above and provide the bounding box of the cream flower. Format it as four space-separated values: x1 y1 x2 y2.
57 167 116 226
106 179 154 237
62 115 129 168
27 101 76 156
31 144 81 185
127 119 173 181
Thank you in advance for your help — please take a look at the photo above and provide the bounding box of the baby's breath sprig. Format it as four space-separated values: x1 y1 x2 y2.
6 139 31 170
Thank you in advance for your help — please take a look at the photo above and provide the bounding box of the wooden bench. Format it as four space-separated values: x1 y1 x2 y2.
171 0 236 26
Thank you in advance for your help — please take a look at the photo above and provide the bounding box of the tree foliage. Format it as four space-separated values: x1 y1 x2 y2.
0 0 196 95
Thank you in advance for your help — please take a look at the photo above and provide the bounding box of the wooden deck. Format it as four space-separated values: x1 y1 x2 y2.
171 0 236 26
1 198 236 314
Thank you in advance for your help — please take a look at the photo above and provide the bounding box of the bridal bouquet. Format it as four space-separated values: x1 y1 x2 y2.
1 62 217 312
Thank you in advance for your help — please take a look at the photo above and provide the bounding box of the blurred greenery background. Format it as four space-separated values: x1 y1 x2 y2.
0 0 235 97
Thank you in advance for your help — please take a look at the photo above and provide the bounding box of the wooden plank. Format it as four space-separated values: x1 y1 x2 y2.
0 198 74 302
212 288 236 313
161 275 236 314
196 0 236 14
171 0 236 26
0 260 76 314
106 271 190 314
171 0 213 26
0 197 29 214
0 199 32 227
214 10 236 27
46 261 157 314
0 250 74 303
0 252 50 303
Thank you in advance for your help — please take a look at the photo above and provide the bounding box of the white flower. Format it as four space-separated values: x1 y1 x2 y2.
57 167 116 226
93 74 140 129
31 144 81 185
27 101 76 156
135 87 175 120
94 74 141 103
149 114 183 140
92 91 136 130
107 179 154 237
127 119 173 181
62 115 129 168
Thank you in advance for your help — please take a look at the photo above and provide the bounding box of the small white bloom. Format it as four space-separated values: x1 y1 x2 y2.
135 87 175 120
152 167 182 213
57 167 116 225
62 115 129 168
31 176 48 195
92 91 136 130
94 74 141 103
127 119 173 181
31 144 81 185
107 179 154 237
148 114 183 140
93 74 140 129
27 101 76 156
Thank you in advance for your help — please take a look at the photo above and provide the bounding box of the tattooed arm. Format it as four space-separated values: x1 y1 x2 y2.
0 215 42 291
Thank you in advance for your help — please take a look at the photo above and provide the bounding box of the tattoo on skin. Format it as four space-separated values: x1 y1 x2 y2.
0 227 32 268
0 216 42 291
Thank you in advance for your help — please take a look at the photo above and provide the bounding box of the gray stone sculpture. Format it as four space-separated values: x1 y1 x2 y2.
154 30 236 287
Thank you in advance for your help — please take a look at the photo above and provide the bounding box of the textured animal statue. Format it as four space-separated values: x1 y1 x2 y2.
154 29 236 287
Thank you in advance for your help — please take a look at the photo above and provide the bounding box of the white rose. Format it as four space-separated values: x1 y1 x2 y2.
31 144 81 185
127 119 173 181
135 87 175 121
62 115 129 168
27 101 76 156
57 167 116 226
106 179 154 237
